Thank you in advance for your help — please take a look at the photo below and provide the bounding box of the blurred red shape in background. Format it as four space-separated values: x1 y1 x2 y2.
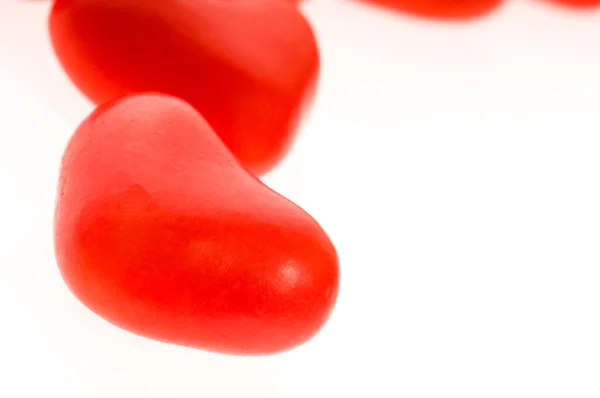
49 0 319 176
356 0 504 20
542 0 600 8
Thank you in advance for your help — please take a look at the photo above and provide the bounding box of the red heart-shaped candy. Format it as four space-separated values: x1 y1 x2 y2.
49 0 319 175
54 94 339 355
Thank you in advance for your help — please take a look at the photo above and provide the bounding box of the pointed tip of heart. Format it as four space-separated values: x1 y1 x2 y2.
54 93 340 356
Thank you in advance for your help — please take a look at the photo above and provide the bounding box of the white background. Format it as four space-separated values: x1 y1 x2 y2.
2 0 600 396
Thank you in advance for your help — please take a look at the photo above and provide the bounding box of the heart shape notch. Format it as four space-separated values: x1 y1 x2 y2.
54 94 339 355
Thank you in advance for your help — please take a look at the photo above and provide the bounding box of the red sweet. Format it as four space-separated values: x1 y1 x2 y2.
357 0 504 19
54 94 339 355
543 0 600 7
49 0 319 176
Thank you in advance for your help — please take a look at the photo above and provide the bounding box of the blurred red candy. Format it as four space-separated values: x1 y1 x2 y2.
543 0 600 7
49 0 319 175
357 0 504 19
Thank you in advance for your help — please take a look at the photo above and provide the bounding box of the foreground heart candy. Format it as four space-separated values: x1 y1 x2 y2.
54 94 339 355
49 0 319 175
357 0 504 19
